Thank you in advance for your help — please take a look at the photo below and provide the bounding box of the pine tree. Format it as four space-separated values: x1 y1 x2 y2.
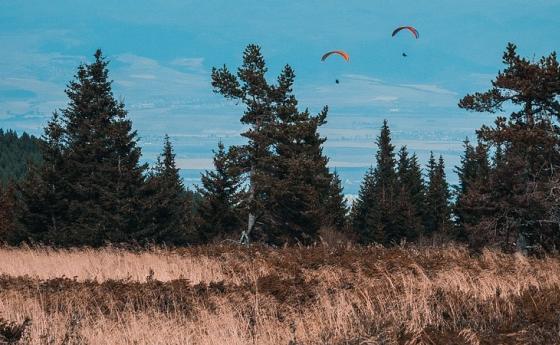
407 153 427 225
365 120 400 244
351 120 400 244
395 146 425 241
459 43 560 251
196 142 243 243
211 44 275 242
212 46 331 244
19 50 149 246
322 171 348 231
351 167 376 243
142 135 193 245
18 112 68 243
455 139 477 195
425 153 451 237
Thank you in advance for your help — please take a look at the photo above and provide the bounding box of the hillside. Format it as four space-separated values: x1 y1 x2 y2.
0 129 42 187
0 244 558 344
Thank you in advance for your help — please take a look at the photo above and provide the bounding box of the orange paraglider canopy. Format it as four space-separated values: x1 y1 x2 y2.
321 50 350 62
392 26 419 39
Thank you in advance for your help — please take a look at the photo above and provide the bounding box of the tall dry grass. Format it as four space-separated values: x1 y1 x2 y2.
1 244 560 344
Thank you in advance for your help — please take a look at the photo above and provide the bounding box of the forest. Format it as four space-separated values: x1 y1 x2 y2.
1 43 560 255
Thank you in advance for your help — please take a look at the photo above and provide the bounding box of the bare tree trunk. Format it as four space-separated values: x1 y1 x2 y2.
241 164 256 245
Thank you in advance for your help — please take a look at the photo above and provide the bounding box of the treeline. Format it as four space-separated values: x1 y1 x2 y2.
351 121 450 245
1 43 559 253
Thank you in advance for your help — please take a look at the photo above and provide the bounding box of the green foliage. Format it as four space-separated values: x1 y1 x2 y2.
424 153 452 236
395 147 425 241
196 142 244 243
211 45 331 244
18 50 149 246
352 121 430 245
322 171 348 231
458 43 560 252
211 44 276 242
351 167 376 242
9 41 558 252
454 139 490 240
142 135 194 245
364 120 399 244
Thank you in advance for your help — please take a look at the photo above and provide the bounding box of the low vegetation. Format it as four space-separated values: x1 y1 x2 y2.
1 244 559 344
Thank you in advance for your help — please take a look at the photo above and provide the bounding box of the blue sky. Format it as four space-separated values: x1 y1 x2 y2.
1 0 559 195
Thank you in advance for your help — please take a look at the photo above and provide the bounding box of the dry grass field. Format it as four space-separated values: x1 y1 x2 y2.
1 244 560 344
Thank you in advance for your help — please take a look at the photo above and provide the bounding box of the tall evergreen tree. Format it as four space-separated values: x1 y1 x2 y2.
265 66 332 244
366 120 400 244
459 43 560 252
19 50 149 246
454 139 490 240
425 153 451 236
351 167 376 243
18 112 68 243
211 44 275 242
211 46 331 244
352 120 401 244
455 139 477 196
142 135 193 245
196 142 244 243
407 153 427 224
395 146 425 241
322 171 348 231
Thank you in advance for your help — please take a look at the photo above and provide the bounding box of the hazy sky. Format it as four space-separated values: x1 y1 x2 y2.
1 0 558 194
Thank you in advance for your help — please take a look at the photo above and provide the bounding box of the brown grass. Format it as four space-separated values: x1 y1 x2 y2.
1 244 560 344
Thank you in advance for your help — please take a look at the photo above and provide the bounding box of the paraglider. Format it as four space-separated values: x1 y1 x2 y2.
392 26 419 39
321 50 350 62
392 26 419 57
321 51 349 84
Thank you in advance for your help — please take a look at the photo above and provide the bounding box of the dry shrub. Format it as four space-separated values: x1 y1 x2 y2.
0 317 31 344
1 244 560 344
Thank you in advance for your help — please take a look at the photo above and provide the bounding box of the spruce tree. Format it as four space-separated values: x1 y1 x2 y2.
142 135 193 245
425 153 451 236
18 112 68 243
366 120 400 244
407 153 427 225
351 120 400 244
351 167 377 243
19 50 148 246
196 142 243 243
395 146 425 241
322 171 348 231
455 139 477 195
265 66 332 244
